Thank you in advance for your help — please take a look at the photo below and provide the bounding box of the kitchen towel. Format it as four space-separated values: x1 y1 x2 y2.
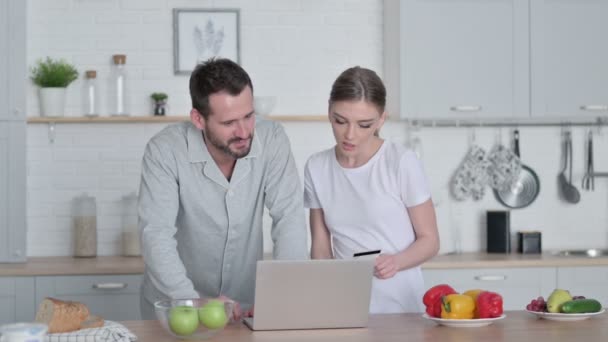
45 321 137 342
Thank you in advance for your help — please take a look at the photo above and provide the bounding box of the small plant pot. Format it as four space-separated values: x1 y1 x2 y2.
154 102 166 116
39 87 66 117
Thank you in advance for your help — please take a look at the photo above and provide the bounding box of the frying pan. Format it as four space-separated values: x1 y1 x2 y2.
494 130 540 208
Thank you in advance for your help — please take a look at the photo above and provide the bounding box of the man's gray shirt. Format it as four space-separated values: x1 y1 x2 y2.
138 119 308 313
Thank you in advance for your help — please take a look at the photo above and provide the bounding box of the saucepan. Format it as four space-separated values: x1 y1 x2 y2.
494 130 540 209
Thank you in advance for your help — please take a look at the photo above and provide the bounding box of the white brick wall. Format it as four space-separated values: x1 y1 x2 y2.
25 0 608 256
26 0 382 117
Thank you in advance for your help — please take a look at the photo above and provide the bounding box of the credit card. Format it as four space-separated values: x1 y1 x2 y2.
353 250 381 257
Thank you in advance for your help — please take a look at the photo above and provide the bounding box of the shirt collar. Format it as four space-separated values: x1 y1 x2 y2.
187 122 261 163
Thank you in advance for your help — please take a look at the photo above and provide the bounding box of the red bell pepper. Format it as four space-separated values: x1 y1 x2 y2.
422 284 457 318
476 291 503 318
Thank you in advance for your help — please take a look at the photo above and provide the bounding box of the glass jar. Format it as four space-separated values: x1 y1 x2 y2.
72 193 97 257
109 54 129 116
121 192 141 256
83 70 99 117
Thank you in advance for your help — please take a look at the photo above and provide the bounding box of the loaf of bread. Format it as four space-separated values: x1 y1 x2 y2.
80 315 105 330
35 297 104 333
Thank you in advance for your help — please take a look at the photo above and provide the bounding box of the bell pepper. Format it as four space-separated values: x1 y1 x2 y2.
422 284 457 318
463 289 484 301
441 294 475 319
476 291 503 318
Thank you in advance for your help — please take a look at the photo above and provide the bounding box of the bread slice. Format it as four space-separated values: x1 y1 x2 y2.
35 297 91 333
80 315 105 330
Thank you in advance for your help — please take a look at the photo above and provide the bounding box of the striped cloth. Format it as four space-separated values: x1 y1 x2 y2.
45 321 137 342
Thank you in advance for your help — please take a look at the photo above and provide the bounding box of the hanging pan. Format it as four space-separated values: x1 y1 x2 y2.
494 130 540 209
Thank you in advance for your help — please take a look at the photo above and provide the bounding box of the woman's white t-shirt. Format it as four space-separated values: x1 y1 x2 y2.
304 141 431 313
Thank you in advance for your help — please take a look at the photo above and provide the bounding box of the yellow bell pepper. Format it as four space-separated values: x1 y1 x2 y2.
441 294 475 319
463 289 484 301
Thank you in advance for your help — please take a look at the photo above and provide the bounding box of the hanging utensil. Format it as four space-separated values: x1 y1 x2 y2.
582 130 595 191
559 130 580 203
494 130 540 209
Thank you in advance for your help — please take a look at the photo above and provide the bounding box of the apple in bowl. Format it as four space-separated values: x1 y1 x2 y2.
155 298 234 340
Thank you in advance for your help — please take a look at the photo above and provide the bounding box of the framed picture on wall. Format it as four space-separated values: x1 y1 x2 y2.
173 8 240 75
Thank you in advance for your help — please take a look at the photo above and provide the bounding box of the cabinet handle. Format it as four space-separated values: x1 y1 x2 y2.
450 105 482 112
474 275 507 281
92 282 128 290
580 105 608 111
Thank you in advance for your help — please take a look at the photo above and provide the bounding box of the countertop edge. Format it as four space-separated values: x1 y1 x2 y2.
2 253 608 276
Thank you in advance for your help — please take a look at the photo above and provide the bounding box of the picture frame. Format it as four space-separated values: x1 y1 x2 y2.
173 8 240 75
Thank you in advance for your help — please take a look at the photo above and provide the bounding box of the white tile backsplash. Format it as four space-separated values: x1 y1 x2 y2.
24 0 608 256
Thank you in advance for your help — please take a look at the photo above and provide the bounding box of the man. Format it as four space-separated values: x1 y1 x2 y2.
138 58 308 320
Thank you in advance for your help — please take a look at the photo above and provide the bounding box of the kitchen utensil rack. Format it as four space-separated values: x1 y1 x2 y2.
405 116 608 128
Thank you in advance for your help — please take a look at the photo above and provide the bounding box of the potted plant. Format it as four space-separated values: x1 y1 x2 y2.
151 92 168 116
30 57 78 117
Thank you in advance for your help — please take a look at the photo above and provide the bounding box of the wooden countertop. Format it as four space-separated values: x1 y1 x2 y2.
422 251 608 268
2 252 608 276
121 311 608 342
0 256 145 276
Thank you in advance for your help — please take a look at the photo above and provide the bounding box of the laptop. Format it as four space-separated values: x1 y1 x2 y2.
242 258 375 331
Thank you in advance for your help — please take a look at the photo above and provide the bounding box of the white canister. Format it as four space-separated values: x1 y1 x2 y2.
0 323 48 342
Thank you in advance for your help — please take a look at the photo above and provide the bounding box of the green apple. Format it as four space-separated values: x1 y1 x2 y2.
169 306 199 336
198 301 228 330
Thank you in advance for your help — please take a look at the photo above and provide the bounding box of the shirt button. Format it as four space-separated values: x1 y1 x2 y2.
228 190 234 196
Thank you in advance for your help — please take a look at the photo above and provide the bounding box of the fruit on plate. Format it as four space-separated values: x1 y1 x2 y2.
441 294 475 319
423 284 457 318
526 296 547 312
169 306 199 336
546 289 573 313
560 299 602 314
198 300 228 330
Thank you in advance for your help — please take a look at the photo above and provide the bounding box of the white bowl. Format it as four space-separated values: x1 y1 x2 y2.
254 96 277 116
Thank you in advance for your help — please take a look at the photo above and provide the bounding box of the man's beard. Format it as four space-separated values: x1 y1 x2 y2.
203 128 253 159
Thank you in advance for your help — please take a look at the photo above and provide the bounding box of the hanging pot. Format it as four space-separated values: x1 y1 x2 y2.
494 130 540 209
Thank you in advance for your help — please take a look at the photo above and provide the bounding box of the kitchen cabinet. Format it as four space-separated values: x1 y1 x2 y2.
35 275 143 321
422 267 556 310
0 0 26 121
0 277 36 325
530 0 608 118
384 0 530 120
0 122 26 262
0 0 26 263
556 266 608 305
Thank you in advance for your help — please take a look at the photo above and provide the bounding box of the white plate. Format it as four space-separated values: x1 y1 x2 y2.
422 313 506 328
525 309 605 321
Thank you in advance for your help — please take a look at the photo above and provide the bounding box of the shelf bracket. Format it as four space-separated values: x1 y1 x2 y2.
47 122 56 143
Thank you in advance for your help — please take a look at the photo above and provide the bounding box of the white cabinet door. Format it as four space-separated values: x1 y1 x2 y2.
384 0 530 120
531 0 608 118
0 0 26 120
422 267 556 310
0 122 26 262
35 275 143 321
556 266 608 305
0 277 36 325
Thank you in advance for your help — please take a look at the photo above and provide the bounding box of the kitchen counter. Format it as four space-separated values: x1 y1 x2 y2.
423 251 608 268
2 252 608 276
0 256 144 276
121 311 608 341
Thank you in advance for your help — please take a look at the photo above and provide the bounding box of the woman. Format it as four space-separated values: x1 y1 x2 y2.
303 66 439 314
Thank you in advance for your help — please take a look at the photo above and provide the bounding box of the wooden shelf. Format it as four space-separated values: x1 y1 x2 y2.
27 115 327 124
27 116 189 123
